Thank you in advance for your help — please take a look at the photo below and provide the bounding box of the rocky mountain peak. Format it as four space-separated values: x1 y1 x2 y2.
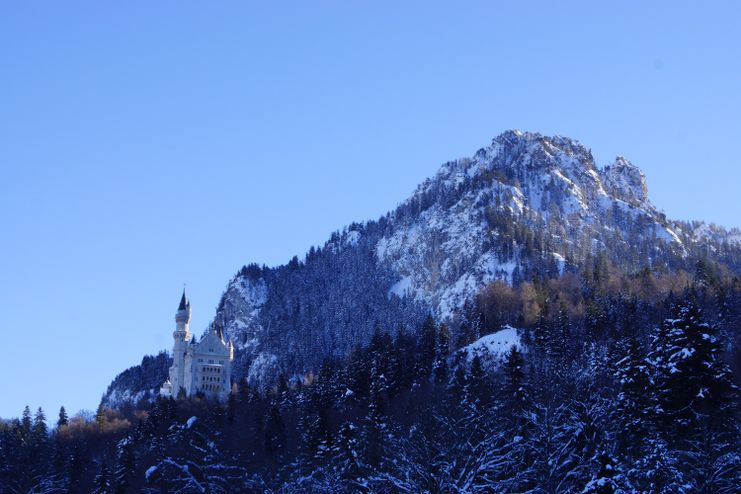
601 155 649 206
102 130 741 402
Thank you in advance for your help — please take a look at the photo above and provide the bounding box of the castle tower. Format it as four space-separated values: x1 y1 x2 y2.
168 289 192 398
175 289 192 334
161 288 234 400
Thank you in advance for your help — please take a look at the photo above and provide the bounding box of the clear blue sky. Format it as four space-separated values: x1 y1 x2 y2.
1 1 739 419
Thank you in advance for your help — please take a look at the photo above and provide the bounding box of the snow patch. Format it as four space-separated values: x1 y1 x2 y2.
653 224 682 245
459 326 521 362
388 276 413 299
552 252 566 274
345 230 361 246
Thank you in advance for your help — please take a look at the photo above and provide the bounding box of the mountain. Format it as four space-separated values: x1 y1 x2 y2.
103 130 741 404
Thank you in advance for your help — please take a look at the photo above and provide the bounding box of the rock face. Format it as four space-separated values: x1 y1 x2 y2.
602 156 649 206
104 130 741 402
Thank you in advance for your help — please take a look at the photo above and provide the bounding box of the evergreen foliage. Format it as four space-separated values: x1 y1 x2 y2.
0 270 738 492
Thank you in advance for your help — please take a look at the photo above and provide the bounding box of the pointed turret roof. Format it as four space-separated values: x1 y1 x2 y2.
178 288 190 310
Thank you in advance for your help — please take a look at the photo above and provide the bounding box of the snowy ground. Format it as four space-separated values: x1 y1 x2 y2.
457 325 521 365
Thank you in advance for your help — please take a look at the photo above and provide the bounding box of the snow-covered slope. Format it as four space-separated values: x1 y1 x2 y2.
458 326 522 366
104 130 741 401
212 131 741 386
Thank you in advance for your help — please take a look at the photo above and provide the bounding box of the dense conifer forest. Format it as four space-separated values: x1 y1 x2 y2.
2 260 738 493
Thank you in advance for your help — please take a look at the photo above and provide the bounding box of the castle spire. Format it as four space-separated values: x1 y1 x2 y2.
178 286 190 311
175 286 192 331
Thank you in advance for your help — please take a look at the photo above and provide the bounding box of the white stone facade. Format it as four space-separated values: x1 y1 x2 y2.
160 290 234 401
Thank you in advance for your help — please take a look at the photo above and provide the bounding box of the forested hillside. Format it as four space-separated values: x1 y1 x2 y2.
104 131 741 405
9 130 737 492
2 264 738 492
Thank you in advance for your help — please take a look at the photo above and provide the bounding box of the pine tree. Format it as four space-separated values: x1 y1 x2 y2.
416 315 438 381
32 407 47 437
385 339 402 398
449 356 468 406
466 353 491 410
277 372 291 408
57 406 69 428
546 304 569 372
534 306 550 354
647 300 738 489
694 258 709 288
113 435 135 494
630 436 688 494
68 445 84 491
347 346 371 399
331 421 363 488
92 463 111 494
433 324 450 384
502 346 529 418
362 361 389 470
21 405 32 438
613 335 652 458
95 402 107 429
582 451 621 494
264 401 286 463
649 302 736 433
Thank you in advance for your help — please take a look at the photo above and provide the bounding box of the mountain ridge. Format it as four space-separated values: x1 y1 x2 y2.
103 130 741 404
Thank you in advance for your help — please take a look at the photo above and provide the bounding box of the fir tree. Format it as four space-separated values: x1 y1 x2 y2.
57 406 69 427
466 353 491 410
582 451 621 494
331 421 363 488
649 302 736 434
21 405 32 438
32 407 47 442
613 335 652 458
449 355 468 406
92 463 111 494
502 346 529 418
433 324 450 384
264 401 286 463
417 315 438 380
362 361 388 470
95 402 106 429
113 435 135 494
68 445 84 491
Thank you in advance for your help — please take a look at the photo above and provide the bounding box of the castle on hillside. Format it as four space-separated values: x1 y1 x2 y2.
160 290 234 401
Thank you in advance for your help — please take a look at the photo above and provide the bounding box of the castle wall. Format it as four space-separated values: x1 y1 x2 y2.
161 293 233 401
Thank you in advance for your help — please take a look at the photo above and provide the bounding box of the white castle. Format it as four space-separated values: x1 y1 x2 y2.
160 290 234 401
